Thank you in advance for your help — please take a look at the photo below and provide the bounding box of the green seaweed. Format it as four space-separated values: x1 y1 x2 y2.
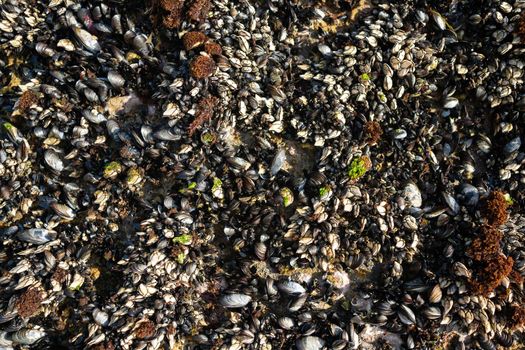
173 234 192 245
348 158 368 180
319 186 330 198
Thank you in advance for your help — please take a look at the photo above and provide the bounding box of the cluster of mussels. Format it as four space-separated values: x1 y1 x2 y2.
1 0 525 349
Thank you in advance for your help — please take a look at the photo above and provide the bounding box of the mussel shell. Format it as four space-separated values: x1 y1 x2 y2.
443 97 459 109
111 14 122 34
92 309 109 326
496 332 513 347
44 150 64 172
0 331 12 347
296 336 325 350
428 284 442 303
277 280 306 295
50 203 75 220
254 242 267 260
504 137 521 154
107 70 125 88
398 304 416 325
219 293 251 308
11 329 46 345
288 294 307 312
403 182 422 208
278 317 294 330
270 149 286 175
72 27 101 52
83 110 107 124
17 229 56 245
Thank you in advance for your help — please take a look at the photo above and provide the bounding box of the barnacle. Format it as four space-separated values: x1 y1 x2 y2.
304 0 371 33
126 168 143 186
3 0 525 348
0 73 21 94
201 131 216 145
103 161 123 179
319 186 330 198
211 177 223 199
280 187 294 207
173 234 193 245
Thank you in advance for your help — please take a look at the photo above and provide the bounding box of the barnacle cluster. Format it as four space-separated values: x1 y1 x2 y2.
1 0 525 349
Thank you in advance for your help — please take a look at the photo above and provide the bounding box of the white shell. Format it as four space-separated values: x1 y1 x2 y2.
93 309 109 326
17 229 55 245
270 149 286 175
398 305 416 325
443 97 458 109
72 27 101 52
11 329 46 345
296 336 325 350
278 317 294 330
44 150 64 172
403 182 422 208
277 280 306 295
219 294 251 308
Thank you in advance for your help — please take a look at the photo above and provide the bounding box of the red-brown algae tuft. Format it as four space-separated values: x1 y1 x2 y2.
183 31 208 50
135 319 156 339
470 254 514 296
17 90 39 112
364 120 383 145
485 190 509 226
466 225 503 262
509 304 525 329
204 41 222 56
15 288 43 318
159 0 185 29
187 0 211 22
188 96 218 136
189 55 216 79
